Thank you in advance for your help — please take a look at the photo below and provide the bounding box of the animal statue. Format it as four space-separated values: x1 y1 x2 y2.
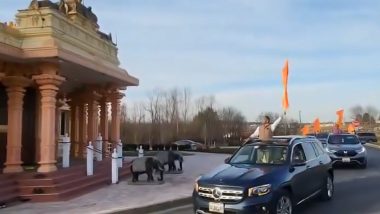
156 151 184 172
168 151 184 171
130 157 164 182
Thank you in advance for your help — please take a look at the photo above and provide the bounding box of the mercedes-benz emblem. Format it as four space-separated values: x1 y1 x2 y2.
212 187 222 200
344 151 348 154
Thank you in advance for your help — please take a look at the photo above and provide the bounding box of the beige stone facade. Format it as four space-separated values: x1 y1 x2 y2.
0 1 138 173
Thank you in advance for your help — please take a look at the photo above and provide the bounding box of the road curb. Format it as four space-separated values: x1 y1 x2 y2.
109 197 193 214
366 143 380 150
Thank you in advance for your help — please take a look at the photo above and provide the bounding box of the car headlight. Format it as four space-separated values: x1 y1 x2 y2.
248 184 271 197
326 148 336 153
356 147 366 153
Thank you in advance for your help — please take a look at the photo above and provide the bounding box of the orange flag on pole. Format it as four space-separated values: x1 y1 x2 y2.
313 118 321 133
301 125 310 136
282 60 289 111
336 109 344 127
347 124 355 134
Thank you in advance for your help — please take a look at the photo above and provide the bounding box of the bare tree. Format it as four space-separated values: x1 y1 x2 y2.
146 89 166 144
128 102 147 144
162 88 181 140
180 87 192 122
195 95 215 113
350 105 364 120
366 106 379 120
219 107 246 145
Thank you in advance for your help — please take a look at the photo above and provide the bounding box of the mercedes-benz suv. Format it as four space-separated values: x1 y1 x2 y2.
193 136 334 214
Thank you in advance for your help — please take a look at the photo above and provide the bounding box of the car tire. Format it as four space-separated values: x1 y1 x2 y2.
320 174 334 201
271 190 293 214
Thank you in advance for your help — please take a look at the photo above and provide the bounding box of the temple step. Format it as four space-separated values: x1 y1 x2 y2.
0 174 19 204
18 160 132 202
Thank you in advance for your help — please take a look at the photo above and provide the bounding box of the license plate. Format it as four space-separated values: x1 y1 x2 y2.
209 202 224 213
342 157 351 163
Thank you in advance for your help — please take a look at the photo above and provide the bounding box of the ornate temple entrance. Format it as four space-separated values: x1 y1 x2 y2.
0 0 139 174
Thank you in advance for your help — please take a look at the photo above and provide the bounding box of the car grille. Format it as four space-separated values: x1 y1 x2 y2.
198 186 244 203
334 150 357 157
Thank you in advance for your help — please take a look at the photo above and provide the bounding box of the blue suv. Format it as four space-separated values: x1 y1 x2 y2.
193 136 334 214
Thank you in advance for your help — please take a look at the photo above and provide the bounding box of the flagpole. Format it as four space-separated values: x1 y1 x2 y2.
284 111 287 135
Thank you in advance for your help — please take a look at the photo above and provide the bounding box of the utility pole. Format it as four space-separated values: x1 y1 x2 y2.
299 111 302 124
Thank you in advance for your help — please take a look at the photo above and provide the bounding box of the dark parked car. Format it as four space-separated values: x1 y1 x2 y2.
326 134 367 168
357 132 377 143
173 140 205 151
193 136 334 214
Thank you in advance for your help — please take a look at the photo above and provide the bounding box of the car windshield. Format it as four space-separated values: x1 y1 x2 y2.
229 145 288 165
316 133 328 139
328 135 360 144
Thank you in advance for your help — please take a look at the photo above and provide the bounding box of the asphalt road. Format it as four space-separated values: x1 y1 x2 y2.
151 147 380 214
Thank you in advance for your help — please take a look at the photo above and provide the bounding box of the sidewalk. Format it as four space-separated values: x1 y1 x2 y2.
1 152 229 214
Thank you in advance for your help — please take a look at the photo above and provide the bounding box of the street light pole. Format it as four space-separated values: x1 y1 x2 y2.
299 111 302 124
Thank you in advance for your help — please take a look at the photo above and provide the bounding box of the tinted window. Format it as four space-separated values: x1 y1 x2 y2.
302 142 317 161
315 141 325 155
311 141 325 156
310 142 320 157
292 144 306 163
328 135 360 144
357 133 376 137
316 133 328 139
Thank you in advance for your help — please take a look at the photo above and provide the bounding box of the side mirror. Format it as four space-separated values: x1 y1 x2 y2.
361 141 366 145
224 157 230 164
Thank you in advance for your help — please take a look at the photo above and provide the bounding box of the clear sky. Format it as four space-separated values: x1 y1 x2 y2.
1 1 380 122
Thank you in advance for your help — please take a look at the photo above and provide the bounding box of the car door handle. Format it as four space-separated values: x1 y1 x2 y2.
319 161 323 165
306 165 311 169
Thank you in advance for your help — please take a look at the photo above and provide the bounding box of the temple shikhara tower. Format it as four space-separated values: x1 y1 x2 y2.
0 0 139 202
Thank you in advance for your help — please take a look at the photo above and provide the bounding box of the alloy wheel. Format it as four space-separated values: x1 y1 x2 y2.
327 176 334 198
276 196 292 214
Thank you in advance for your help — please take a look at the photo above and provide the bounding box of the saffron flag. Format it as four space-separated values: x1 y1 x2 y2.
336 109 344 127
282 60 289 110
313 118 321 133
347 124 355 134
301 125 310 136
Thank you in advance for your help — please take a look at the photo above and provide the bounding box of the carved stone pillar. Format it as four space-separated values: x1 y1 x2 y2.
2 76 31 173
35 92 42 162
110 92 124 142
78 103 87 157
87 98 99 143
33 71 65 173
69 102 78 157
99 99 109 141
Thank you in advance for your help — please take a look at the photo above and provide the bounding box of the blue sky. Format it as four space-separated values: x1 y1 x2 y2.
1 1 380 122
